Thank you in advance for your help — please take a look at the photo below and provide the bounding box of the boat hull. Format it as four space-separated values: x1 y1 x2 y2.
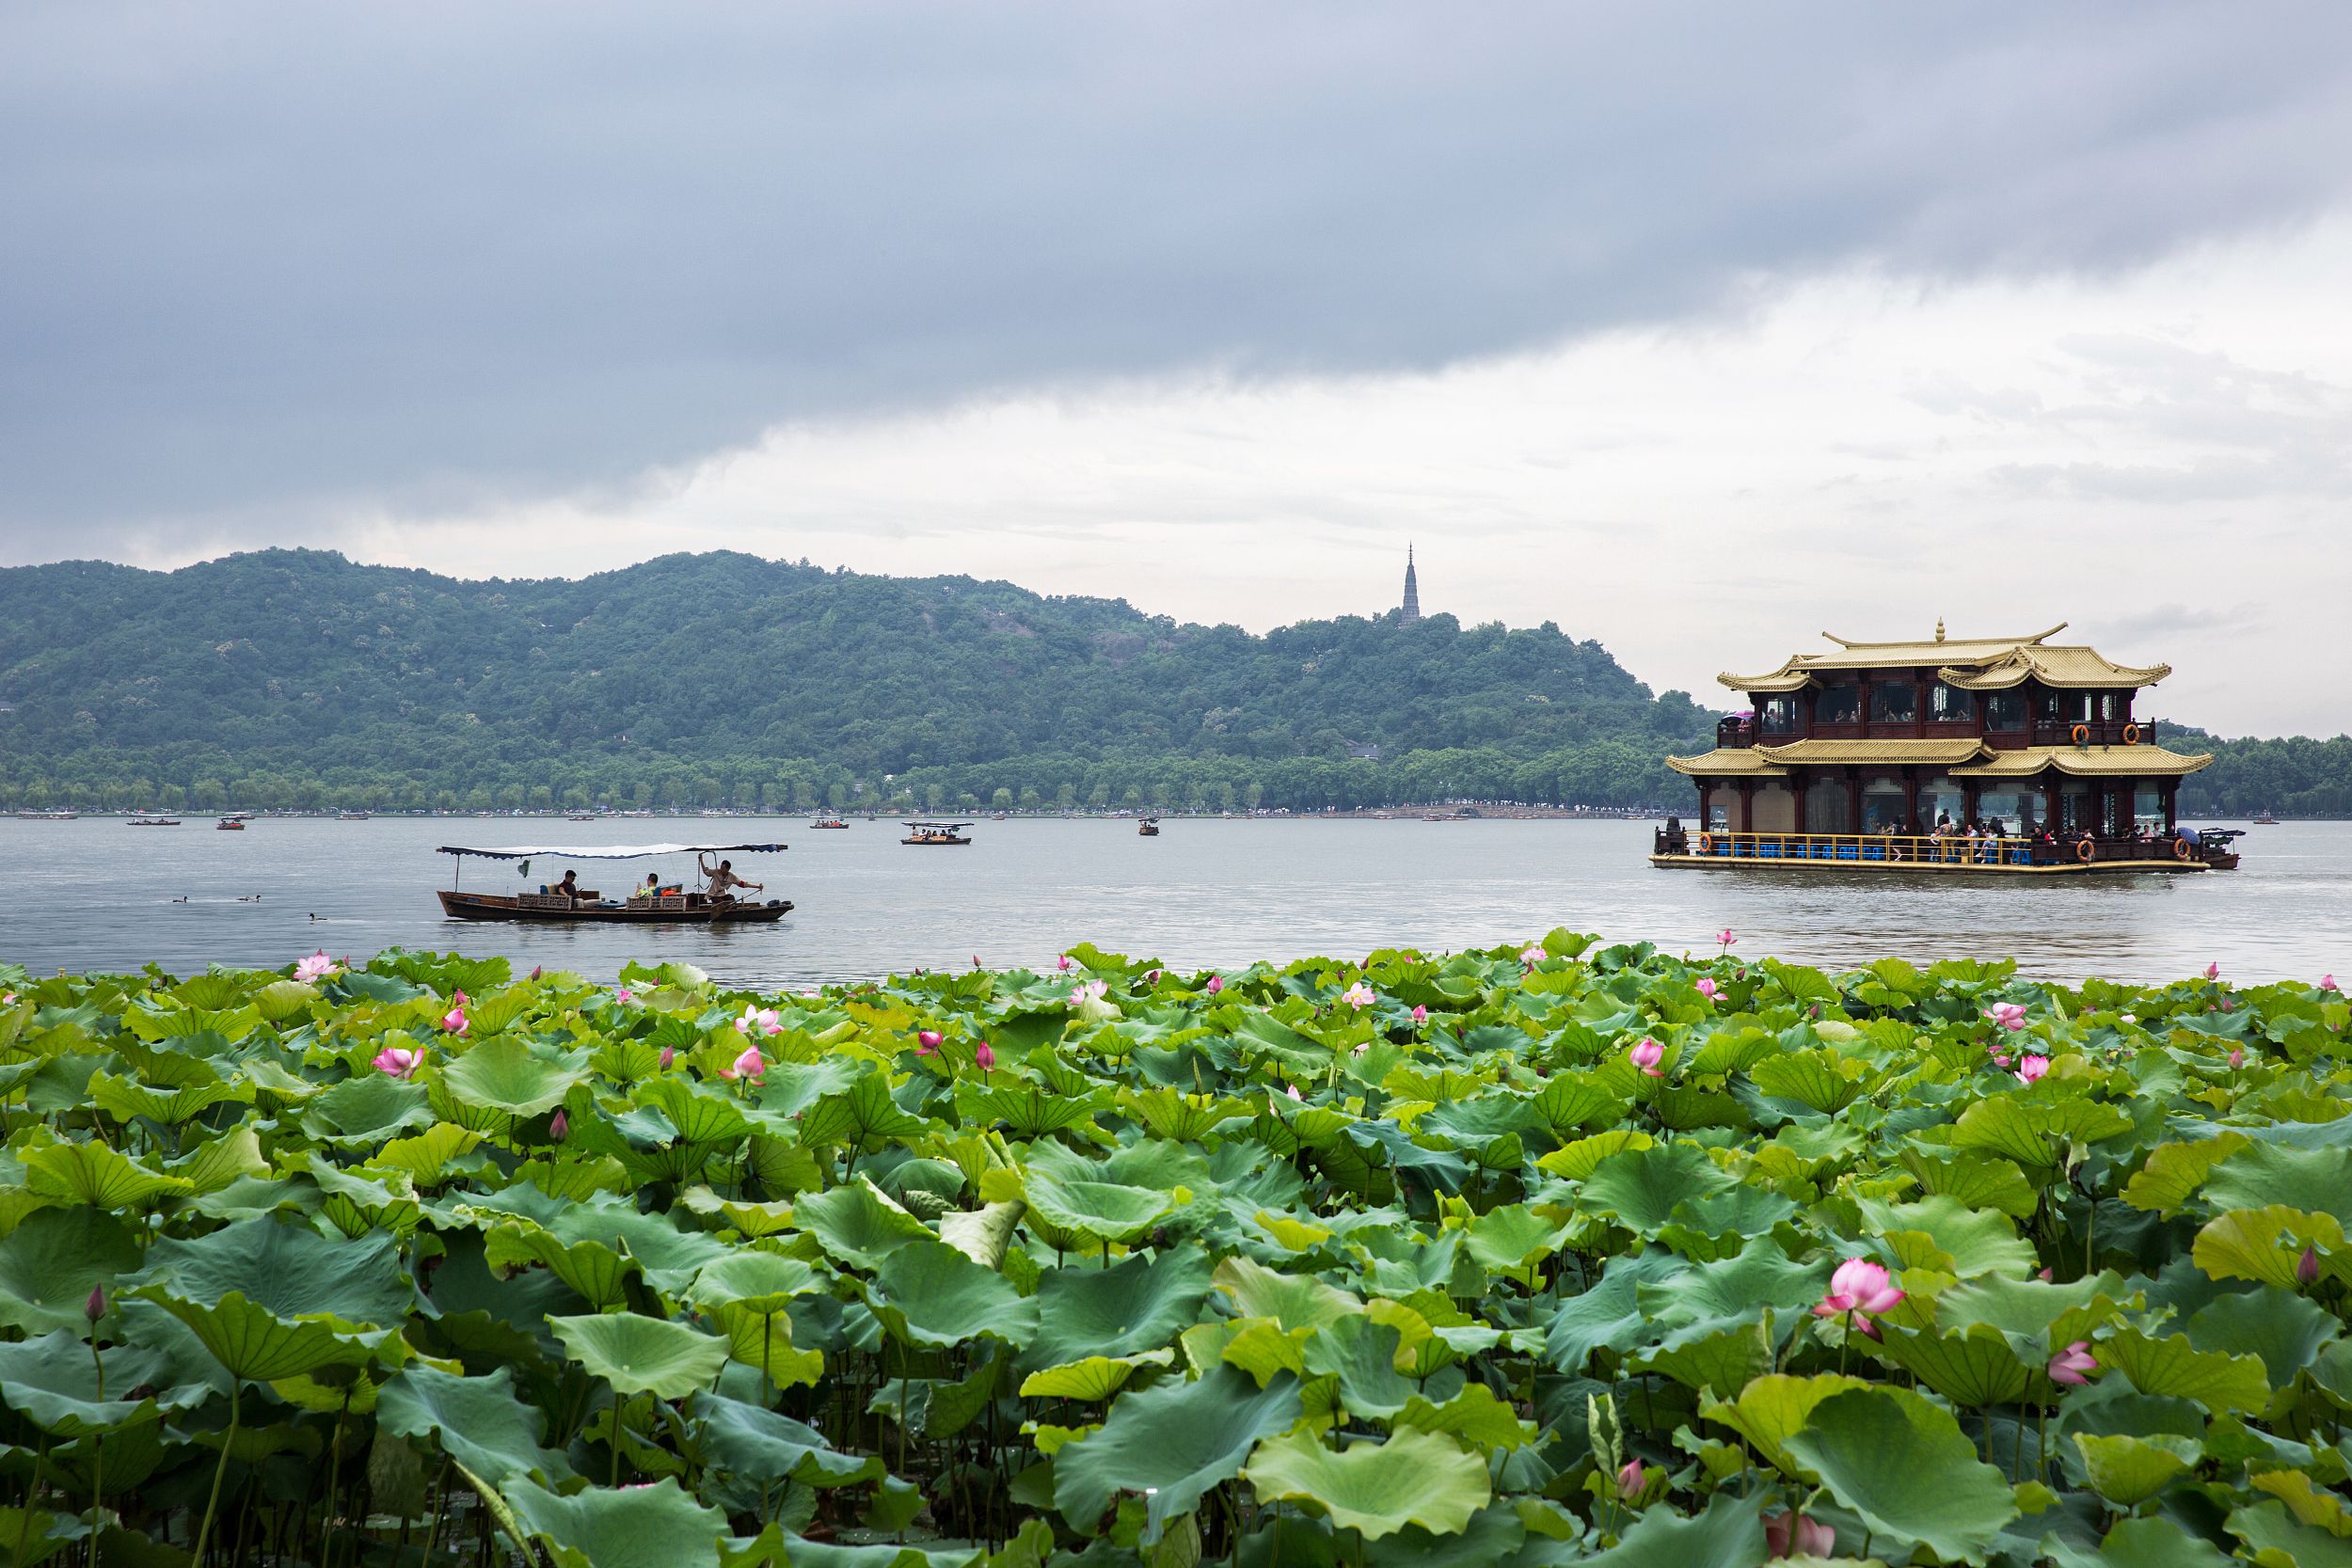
1648 853 2206 876
437 892 793 924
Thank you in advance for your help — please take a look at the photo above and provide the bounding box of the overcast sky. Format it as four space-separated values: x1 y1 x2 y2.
5 2 2350 735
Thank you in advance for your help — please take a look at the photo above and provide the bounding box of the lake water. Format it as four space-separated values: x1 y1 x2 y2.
3 815 2343 990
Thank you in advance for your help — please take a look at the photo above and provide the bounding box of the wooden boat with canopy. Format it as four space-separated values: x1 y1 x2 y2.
901 821 973 846
1653 623 2235 875
436 841 792 923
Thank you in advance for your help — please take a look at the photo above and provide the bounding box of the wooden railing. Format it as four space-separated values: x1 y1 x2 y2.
1655 828 2204 868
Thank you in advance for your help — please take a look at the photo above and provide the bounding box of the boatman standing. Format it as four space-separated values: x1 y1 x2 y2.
698 853 763 900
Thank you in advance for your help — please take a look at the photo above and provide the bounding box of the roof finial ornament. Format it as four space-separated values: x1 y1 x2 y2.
1935 618 1946 643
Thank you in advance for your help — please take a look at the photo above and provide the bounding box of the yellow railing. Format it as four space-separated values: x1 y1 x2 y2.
1670 831 2040 867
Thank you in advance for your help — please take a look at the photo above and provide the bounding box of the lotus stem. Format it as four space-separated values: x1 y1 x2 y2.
192 1377 241 1567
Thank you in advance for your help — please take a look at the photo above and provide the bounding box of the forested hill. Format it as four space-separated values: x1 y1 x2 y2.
0 548 1715 813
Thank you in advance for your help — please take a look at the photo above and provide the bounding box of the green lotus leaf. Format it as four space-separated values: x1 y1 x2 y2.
1575 1143 1737 1236
1852 1193 2036 1278
685 1251 822 1313
1300 1314 1415 1418
133 1215 413 1327
1391 1383 1538 1453
1360 1504 1527 1568
1242 1426 1489 1541
485 1224 641 1309
371 1121 484 1187
1934 1270 2136 1345
1629 1316 1773 1398
2121 1134 2250 1217
2192 1205 2347 1290
1576 1491 1770 1567
1023 1168 1173 1249
300 1070 436 1145
128 1288 384 1382
1462 1204 1568 1274
799 1070 928 1148
502 1475 731 1568
938 1199 1027 1270
22 1140 194 1209
376 1363 577 1485
1023 1243 1216 1371
1874 1323 2032 1408
1899 1148 2041 1220
685 1390 882 1489
89 1068 253 1127
2227 1500 2352 1568
865 1239 1041 1349
2185 1285 2339 1390
2088 1515 2236 1568
2072 1433 2200 1508
1212 1256 1361 1333
1635 1235 1822 1335
1698 1371 1866 1481
1017 1353 1172 1402
676 1185 800 1239
2204 1141 2352 1227
1534 1128 1651 1181
0 1331 206 1434
1780 1386 2018 1562
793 1180 937 1271
1948 1095 2062 1171
2096 1326 2271 1415
1545 1249 1685 1370
1749 1048 1870 1113
1054 1365 1302 1544
707 1301 824 1391
441 1036 592 1117
549 1312 732 1400
0 1208 144 1336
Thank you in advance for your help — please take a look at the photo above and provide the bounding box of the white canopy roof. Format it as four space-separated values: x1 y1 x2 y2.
437 842 787 860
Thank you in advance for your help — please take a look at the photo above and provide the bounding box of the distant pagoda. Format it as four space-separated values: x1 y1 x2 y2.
1399 546 1422 625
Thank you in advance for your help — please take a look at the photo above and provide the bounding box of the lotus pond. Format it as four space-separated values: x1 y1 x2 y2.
1 936 2348 1568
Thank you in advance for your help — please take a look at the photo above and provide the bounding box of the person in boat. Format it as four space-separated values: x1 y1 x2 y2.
557 869 581 905
638 871 662 901
698 854 763 901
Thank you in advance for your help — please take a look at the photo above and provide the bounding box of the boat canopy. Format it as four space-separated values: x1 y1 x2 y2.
436 842 787 860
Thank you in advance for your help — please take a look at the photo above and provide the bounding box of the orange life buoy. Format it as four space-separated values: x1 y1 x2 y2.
2071 723 2090 745
1694 832 1714 854
2172 836 2193 862
2122 723 2140 746
2075 838 2096 863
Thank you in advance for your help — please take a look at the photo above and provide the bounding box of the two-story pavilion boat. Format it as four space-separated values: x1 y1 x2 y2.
1652 623 2232 875
901 821 973 846
435 841 792 923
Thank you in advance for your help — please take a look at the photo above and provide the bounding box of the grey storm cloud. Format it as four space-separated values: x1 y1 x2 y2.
4 0 2351 557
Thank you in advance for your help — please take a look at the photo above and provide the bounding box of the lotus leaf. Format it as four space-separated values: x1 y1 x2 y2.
0 1208 144 1336
441 1037 592 1117
1781 1386 2018 1561
502 1475 731 1568
377 1363 577 1485
1054 1365 1302 1544
549 1312 732 1400
1241 1426 1489 1540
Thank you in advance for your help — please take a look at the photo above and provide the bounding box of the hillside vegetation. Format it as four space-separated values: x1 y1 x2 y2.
0 549 1708 814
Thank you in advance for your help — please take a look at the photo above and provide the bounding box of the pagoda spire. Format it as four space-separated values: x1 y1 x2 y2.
1400 545 1422 625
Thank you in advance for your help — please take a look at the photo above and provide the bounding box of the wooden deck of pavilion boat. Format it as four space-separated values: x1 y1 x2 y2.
434 840 792 924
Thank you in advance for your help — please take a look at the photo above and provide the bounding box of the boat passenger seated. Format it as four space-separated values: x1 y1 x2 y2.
557 869 581 905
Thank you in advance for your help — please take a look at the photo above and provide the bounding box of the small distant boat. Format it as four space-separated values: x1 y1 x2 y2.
128 817 181 827
17 810 76 821
1137 817 1161 837
902 820 973 846
809 814 850 830
2250 811 2280 825
216 818 246 832
569 814 595 822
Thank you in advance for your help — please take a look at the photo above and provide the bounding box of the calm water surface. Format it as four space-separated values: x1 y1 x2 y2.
3 816 2342 989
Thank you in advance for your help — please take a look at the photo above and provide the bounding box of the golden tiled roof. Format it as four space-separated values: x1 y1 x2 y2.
1950 744 2213 779
1756 738 1992 766
1664 748 1789 777
1720 623 2170 692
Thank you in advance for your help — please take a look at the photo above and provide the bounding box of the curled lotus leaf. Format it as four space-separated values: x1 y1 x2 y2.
549 1312 731 1401
1242 1426 1490 1541
1054 1365 1302 1545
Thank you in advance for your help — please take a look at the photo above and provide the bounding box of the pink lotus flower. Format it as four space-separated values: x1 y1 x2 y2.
658 1045 675 1069
1716 928 1737 949
2227 1047 2245 1069
1991 1050 2011 1069
2 992 14 1006
1204 974 1224 995
1071 979 1108 1006
1815 1257 1904 1338
1285 1085 1303 1102
614 987 634 1005
1764 1511 1836 1560
439 1005 468 1035
2014 1053 2050 1085
720 1044 766 1083
549 1110 569 1141
2119 1012 2136 1025
2323 974 2340 992
1695 977 1719 1002
1145 968 1163 985
1340 981 1376 1007
453 989 468 1006
916 1029 943 1055
2297 1245 2321 1286
2204 961 2220 980
1613 1459 1644 1501
1057 954 1073 973
1519 944 1547 966
1410 1004 1427 1025
736 1006 783 1037
294 950 336 983
1986 1002 2028 1031
373 1044 424 1078
974 1041 996 1072
2047 1341 2096 1386
1629 1037 1664 1077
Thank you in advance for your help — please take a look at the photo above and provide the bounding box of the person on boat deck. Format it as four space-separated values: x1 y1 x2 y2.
638 872 662 900
556 869 580 904
699 854 763 899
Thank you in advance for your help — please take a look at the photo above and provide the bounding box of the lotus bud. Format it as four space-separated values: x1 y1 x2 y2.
549 1110 568 1141
2297 1245 2321 1286
1613 1459 1644 1501
1410 1004 1427 1025
1204 974 1224 995
529 965 542 981
975 1041 996 1071
2227 1048 2244 1069
916 1029 943 1053
658 1045 675 1069
85 1286 106 1323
